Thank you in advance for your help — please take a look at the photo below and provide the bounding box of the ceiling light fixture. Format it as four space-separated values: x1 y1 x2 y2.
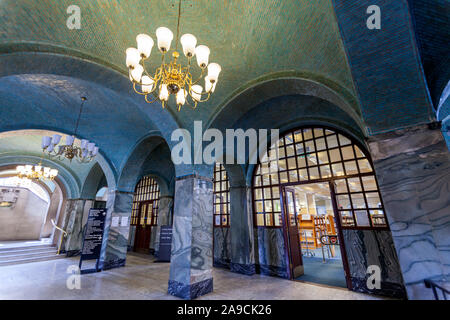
125 0 221 111
41 97 98 163
16 164 58 181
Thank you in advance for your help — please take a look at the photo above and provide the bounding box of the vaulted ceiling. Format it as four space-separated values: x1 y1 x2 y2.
0 0 357 127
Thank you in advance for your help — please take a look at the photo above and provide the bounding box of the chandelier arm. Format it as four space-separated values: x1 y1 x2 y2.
144 94 160 104
133 82 158 96
190 68 206 86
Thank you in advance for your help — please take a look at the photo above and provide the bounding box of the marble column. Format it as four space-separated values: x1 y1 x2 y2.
168 175 214 299
229 186 256 275
368 124 450 299
99 190 134 270
154 196 174 257
62 199 94 256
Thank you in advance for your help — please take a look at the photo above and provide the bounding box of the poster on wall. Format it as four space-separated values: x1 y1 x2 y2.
79 208 107 274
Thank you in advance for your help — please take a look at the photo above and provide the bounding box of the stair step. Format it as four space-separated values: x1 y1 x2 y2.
0 244 55 252
0 249 59 261
0 254 65 267
0 247 56 258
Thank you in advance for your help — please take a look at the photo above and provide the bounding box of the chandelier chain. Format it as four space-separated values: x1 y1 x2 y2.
175 0 182 52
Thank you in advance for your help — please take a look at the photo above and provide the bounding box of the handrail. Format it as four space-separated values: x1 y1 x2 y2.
51 219 67 255
424 279 449 300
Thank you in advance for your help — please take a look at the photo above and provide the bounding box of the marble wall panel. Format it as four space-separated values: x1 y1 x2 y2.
369 126 450 299
168 175 214 299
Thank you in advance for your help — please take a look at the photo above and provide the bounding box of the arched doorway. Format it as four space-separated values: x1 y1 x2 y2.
253 126 389 288
130 176 161 253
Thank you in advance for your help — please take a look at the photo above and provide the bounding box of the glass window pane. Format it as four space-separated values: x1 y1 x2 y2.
215 215 221 226
285 145 294 157
317 151 329 164
337 195 351 209
351 193 366 209
354 145 366 158
362 176 377 191
278 147 285 158
279 171 288 183
297 156 306 168
344 161 358 175
329 148 341 162
265 214 273 226
327 134 338 148
306 153 317 166
303 128 313 140
272 187 280 199
296 143 305 155
262 174 271 185
287 157 297 169
255 201 263 212
332 163 345 176
273 199 281 212
314 128 324 138
320 165 332 178
294 131 303 143
366 192 381 208
338 134 351 146
284 133 294 145
316 138 326 151
256 213 264 226
370 210 386 226
254 189 263 200
278 159 287 171
299 169 308 181
305 140 315 153
288 170 298 182
309 167 320 180
348 177 362 192
264 200 273 212
355 210 370 226
270 173 279 184
358 159 373 173
254 175 261 186
274 213 282 226
341 146 354 160
221 215 228 226
263 187 271 199
335 179 348 193
340 211 354 227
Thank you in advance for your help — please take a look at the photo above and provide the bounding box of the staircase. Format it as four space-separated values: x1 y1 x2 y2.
0 244 65 267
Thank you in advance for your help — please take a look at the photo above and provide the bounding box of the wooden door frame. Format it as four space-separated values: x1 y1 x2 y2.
280 186 303 279
280 180 352 289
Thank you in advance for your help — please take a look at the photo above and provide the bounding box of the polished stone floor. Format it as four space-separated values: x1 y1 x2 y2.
0 253 387 300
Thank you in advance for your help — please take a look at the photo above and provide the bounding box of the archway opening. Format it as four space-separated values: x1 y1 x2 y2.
253 126 388 289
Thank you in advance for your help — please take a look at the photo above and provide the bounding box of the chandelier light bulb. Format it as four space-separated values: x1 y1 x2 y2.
80 139 88 150
141 76 154 93
176 89 187 106
35 165 42 172
159 84 169 101
156 27 173 52
65 135 75 146
87 142 95 152
92 147 99 156
42 136 51 149
126 47 141 68
50 169 58 177
191 85 203 102
207 63 221 82
130 64 144 82
195 45 210 68
51 134 62 145
180 34 197 57
136 34 154 59
205 75 217 93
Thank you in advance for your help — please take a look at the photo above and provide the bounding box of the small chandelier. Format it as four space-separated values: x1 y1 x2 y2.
16 163 58 181
125 0 221 111
41 97 98 163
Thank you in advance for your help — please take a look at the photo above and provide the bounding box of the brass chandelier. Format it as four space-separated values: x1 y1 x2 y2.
41 97 98 163
16 163 58 181
125 0 221 111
